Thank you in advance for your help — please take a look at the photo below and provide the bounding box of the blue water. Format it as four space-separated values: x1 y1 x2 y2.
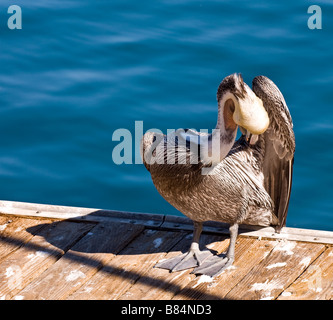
0 1 332 231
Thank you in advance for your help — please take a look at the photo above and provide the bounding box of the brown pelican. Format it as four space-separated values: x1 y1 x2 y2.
141 74 295 277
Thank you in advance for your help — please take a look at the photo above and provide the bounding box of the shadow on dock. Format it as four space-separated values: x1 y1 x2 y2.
0 213 227 300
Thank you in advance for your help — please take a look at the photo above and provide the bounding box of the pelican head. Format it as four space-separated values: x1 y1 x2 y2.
217 73 269 135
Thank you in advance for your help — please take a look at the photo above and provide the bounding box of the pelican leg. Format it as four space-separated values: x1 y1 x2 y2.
193 223 238 277
155 221 212 272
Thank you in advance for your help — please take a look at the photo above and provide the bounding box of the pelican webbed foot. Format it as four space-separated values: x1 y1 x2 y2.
155 244 212 272
193 254 234 277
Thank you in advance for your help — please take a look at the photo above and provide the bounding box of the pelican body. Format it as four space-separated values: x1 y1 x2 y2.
141 74 295 277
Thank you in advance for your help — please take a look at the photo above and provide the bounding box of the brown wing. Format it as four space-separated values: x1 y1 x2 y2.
252 76 295 232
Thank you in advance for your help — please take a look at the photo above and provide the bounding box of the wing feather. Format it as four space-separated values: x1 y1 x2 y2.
252 76 295 231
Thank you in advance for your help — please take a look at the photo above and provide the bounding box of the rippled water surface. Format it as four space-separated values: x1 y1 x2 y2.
0 1 332 230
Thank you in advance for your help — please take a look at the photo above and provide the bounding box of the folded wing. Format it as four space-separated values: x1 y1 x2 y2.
252 76 296 232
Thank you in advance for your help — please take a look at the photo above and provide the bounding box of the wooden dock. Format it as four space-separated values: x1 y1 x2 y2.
0 200 332 300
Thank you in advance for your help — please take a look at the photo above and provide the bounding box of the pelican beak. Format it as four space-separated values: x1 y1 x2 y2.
233 91 269 135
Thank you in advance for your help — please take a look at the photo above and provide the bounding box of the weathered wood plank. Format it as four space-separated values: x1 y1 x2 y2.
173 237 278 300
278 246 333 300
0 216 12 228
240 227 333 245
118 233 229 300
0 220 94 300
0 217 51 263
67 229 186 300
1 202 333 301
224 240 326 300
13 222 145 300
0 201 164 228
